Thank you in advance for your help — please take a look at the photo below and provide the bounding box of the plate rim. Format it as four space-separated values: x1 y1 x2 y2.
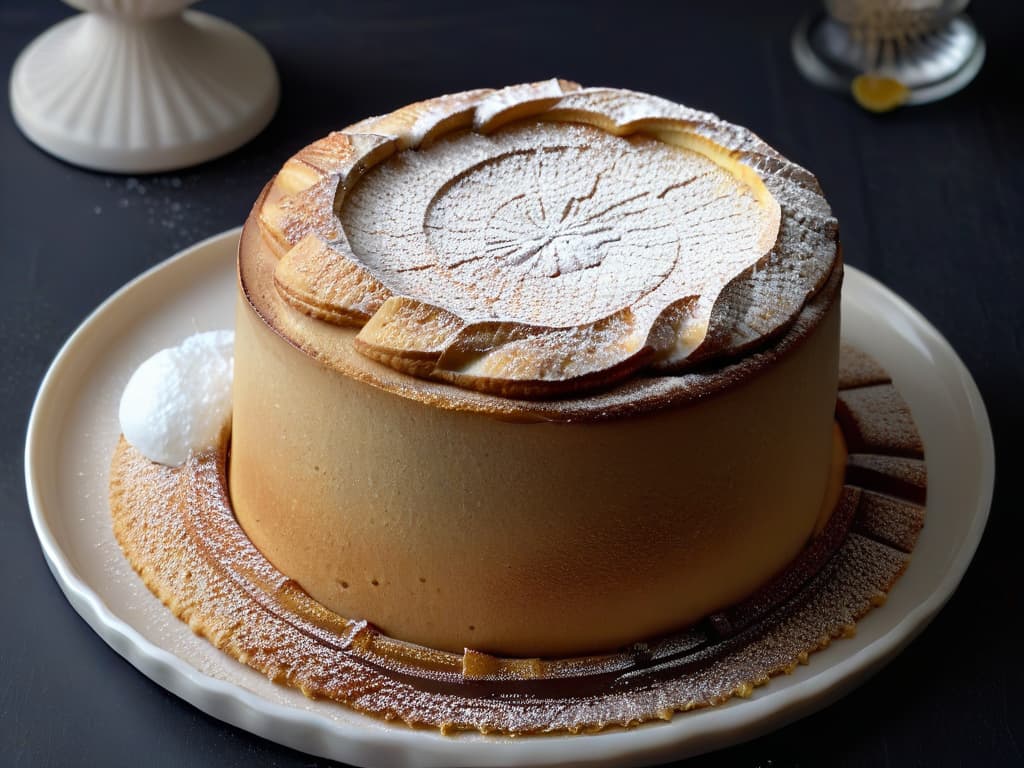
24 229 996 767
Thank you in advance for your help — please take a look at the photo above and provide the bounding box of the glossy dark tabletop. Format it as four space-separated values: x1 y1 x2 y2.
2 1 1021 765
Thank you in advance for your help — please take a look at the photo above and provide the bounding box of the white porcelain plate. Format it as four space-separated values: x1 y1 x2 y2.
25 229 994 767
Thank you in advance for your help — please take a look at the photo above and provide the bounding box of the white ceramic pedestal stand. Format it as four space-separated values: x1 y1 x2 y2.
9 1 279 173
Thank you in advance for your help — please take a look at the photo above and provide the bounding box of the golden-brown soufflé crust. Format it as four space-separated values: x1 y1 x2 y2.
231 83 846 658
109 347 925 736
254 80 840 402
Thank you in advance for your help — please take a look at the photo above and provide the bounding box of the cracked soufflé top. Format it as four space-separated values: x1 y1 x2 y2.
247 79 839 405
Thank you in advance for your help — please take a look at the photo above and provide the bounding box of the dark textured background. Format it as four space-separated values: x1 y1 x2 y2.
2 1 1021 765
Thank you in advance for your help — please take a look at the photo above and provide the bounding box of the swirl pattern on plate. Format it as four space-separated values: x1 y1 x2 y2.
109 346 925 735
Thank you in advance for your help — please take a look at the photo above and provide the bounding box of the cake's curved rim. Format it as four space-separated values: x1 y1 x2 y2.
253 80 840 400
239 203 843 423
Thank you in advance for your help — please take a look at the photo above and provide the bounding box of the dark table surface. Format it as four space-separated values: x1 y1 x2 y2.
2 1 1022 765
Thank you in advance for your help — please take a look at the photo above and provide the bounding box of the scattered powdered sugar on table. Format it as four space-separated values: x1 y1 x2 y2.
95 175 221 252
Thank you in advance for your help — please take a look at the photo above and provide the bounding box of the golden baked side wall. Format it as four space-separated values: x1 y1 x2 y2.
230 221 841 657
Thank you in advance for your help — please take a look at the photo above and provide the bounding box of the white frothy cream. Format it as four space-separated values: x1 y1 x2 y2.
118 330 234 466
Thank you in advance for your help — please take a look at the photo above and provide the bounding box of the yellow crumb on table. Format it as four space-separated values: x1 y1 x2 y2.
852 75 910 113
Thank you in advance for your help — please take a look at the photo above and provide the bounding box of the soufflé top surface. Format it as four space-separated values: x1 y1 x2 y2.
246 79 839 416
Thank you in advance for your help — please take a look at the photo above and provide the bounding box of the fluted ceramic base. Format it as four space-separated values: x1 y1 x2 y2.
10 10 278 173
792 12 985 106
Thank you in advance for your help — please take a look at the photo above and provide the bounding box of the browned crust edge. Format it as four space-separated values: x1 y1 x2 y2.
257 82 839 399
238 201 844 423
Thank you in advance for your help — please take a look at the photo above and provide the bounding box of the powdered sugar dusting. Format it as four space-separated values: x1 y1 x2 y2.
853 489 925 554
838 384 926 458
546 87 704 130
473 78 578 131
262 82 839 397
341 122 774 330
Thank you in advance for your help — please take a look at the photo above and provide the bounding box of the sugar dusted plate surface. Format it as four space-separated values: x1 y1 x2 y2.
25 229 993 766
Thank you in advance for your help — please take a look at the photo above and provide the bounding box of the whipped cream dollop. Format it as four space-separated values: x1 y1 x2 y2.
118 330 234 467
